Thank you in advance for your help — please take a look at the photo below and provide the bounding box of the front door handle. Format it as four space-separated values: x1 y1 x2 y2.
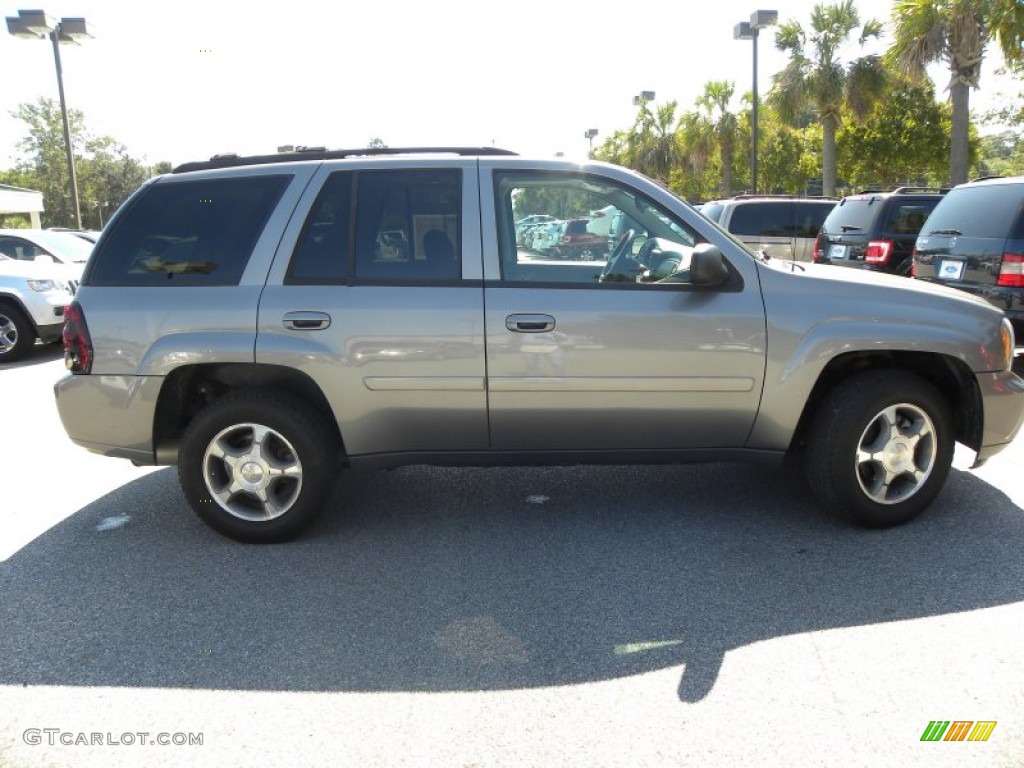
283 311 331 331
506 313 555 333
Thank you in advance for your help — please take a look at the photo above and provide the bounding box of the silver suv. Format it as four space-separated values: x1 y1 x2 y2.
54 147 1024 542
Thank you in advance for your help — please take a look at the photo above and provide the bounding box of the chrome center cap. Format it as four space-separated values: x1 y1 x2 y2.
240 461 265 485
883 441 913 474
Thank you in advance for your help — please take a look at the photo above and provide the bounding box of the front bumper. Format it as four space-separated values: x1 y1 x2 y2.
975 369 1024 462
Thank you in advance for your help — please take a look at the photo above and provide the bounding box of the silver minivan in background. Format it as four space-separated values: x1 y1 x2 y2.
701 195 837 261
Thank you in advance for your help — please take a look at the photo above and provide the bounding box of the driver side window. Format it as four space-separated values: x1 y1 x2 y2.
495 171 701 287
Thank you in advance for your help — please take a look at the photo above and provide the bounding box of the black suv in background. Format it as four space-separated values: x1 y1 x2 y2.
814 187 947 276
701 195 837 261
914 176 1024 337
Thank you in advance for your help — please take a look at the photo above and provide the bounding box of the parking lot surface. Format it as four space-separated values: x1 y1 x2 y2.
1 344 1023 767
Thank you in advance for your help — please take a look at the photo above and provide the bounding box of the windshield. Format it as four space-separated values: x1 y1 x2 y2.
29 231 95 263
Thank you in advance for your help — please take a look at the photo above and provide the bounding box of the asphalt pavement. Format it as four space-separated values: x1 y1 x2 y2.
1 343 1022 767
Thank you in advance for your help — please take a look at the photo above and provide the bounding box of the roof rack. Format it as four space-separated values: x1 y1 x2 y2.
173 146 518 174
729 193 838 200
890 185 951 194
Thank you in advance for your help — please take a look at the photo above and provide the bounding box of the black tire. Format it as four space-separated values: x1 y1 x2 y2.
178 390 340 543
0 303 35 363
804 370 954 528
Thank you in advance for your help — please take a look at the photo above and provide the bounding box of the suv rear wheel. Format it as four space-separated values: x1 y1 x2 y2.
178 390 339 542
0 303 33 363
804 371 953 528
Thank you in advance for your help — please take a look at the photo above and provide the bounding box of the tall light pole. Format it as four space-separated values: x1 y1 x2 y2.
584 128 598 155
734 10 777 195
7 9 92 230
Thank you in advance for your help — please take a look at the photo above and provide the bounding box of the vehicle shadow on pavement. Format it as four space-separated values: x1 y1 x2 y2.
0 342 63 369
1 462 1021 703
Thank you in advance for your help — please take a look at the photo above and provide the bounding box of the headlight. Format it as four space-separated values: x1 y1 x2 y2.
999 318 1015 371
26 279 61 292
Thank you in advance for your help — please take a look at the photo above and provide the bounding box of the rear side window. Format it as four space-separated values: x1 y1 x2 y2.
924 185 1024 239
89 176 288 286
880 200 940 235
794 201 835 237
354 170 460 282
288 172 353 283
728 202 793 237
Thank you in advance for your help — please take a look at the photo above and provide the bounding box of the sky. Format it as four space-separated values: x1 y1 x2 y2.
0 0 1019 170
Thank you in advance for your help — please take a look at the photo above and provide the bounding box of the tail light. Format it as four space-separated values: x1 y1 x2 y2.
865 240 893 264
812 237 824 262
910 251 917 277
63 300 93 374
996 253 1024 287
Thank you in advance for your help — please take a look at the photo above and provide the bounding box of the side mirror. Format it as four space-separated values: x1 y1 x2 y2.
690 243 729 287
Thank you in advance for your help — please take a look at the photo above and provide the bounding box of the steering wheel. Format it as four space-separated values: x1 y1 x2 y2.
599 229 637 282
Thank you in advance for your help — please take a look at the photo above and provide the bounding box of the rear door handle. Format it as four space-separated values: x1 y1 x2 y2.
506 313 555 333
283 311 331 331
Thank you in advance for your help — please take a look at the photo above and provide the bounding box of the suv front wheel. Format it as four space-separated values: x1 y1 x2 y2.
804 371 954 528
178 390 339 542
0 303 34 363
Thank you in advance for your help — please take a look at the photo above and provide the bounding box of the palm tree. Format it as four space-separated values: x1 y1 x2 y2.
696 81 740 197
627 100 685 184
887 0 1024 186
768 0 887 196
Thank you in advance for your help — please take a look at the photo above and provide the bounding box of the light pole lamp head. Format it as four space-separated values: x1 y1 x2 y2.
733 21 755 40
584 128 598 140
11 9 55 35
750 10 778 29
632 91 656 106
57 18 91 44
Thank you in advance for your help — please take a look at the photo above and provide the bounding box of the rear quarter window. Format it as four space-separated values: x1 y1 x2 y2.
880 200 940 234
88 175 288 286
728 202 793 237
794 201 836 237
924 185 1024 239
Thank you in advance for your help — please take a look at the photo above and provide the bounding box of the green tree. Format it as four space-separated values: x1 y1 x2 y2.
695 81 740 197
837 77 952 188
887 0 1024 185
626 101 685 185
757 109 819 194
6 98 157 229
769 0 887 196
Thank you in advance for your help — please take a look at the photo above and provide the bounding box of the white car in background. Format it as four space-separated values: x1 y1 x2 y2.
0 253 78 362
0 228 92 275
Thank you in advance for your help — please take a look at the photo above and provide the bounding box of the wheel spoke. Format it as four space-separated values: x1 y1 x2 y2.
202 422 304 523
855 401 939 505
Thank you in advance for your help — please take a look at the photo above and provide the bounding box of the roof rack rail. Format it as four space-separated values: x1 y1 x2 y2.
729 193 838 200
968 175 1004 183
890 185 951 194
173 146 518 174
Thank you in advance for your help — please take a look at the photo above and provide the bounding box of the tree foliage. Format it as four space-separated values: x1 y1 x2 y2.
768 0 887 196
886 0 1024 184
837 77 953 188
2 98 165 229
